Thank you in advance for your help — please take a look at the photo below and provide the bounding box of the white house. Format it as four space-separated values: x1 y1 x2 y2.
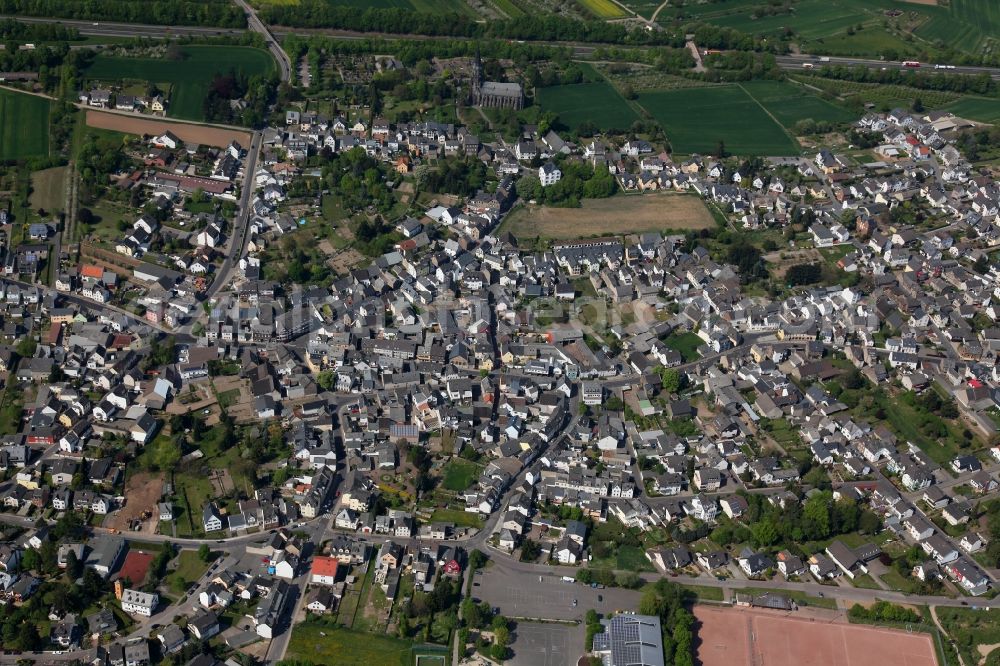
539 162 562 187
120 589 158 617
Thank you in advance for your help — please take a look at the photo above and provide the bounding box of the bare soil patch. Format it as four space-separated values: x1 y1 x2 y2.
901 0 937 5
209 468 234 496
504 193 716 240
86 110 251 148
107 471 163 534
764 248 822 278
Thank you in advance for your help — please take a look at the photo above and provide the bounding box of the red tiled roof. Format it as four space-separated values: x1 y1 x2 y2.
311 556 339 578
80 264 104 279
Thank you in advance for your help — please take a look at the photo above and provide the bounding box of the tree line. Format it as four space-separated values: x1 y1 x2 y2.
0 0 247 28
260 1 680 45
812 64 994 95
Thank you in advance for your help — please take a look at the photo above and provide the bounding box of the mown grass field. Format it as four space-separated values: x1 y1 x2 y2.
429 508 484 528
30 166 66 213
287 624 417 666
576 0 626 18
637 85 798 155
84 46 274 121
537 81 638 132
0 89 49 159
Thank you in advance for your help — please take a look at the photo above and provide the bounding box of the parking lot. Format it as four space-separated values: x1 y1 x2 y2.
474 562 643 621
508 622 581 666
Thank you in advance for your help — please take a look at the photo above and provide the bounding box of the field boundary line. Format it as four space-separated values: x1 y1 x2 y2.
736 82 800 151
591 63 649 120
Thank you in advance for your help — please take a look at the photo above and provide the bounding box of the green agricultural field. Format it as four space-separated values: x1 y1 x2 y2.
637 85 798 155
618 0 659 18
287 0 477 13
660 0 999 58
84 46 274 121
492 0 525 17
576 0 626 19
808 28 919 58
0 89 49 160
945 97 1000 124
537 81 639 132
915 0 1000 57
740 80 857 129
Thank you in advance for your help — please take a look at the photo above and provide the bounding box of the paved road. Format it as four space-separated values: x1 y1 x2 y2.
0 15 243 38
204 130 261 302
233 0 292 83
775 54 1000 81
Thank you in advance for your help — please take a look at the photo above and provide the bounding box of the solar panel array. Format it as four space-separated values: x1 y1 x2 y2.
596 614 665 666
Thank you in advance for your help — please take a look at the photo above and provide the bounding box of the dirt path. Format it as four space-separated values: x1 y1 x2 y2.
686 40 707 73
650 0 670 22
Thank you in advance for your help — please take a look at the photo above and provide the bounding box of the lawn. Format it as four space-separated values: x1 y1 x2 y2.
537 81 638 132
676 584 724 601
84 46 274 121
592 544 655 572
851 573 882 590
286 623 417 666
665 331 703 362
441 458 482 492
762 418 801 446
637 86 798 156
740 80 857 129
0 89 49 160
173 549 209 583
428 508 484 529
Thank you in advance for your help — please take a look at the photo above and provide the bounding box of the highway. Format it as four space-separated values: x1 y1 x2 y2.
233 0 292 84
0 16 243 38
775 54 1000 81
